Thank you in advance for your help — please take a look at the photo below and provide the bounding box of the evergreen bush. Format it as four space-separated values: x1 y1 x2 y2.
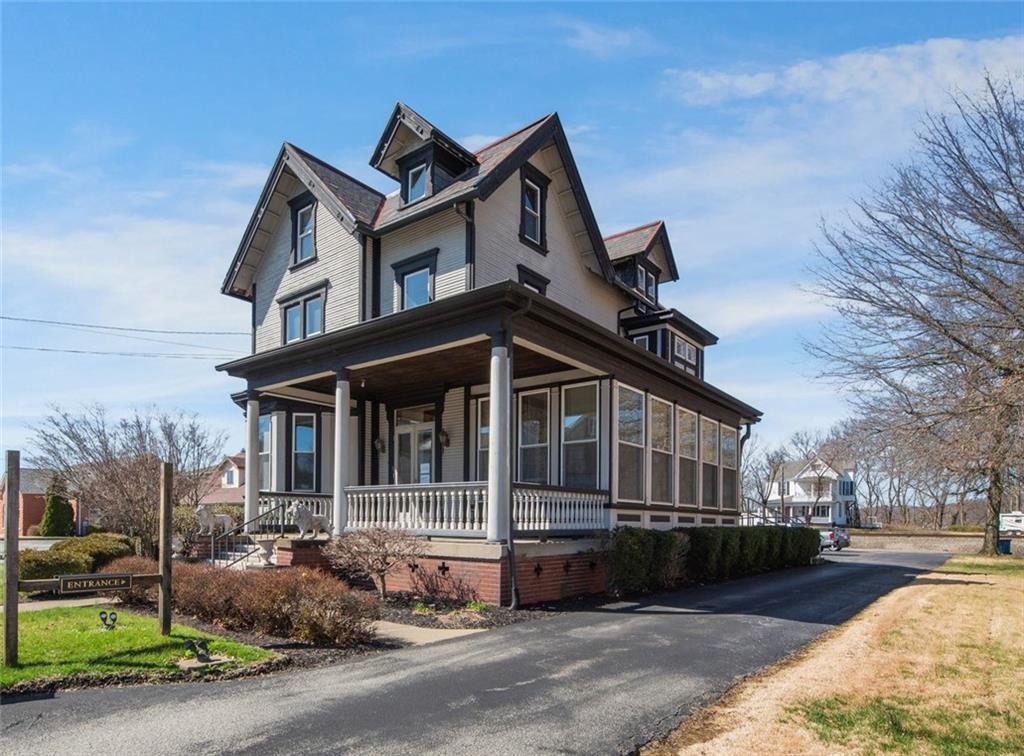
38 477 75 537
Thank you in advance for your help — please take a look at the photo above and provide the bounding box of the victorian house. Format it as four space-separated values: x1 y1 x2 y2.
216 104 761 601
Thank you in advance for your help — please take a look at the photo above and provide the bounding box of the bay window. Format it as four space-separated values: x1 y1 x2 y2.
676 408 698 506
518 390 549 484
561 383 598 489
292 414 316 492
649 397 673 504
617 385 645 502
700 416 719 508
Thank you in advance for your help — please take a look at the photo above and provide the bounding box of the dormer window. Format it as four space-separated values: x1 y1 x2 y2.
523 181 541 242
406 162 427 203
297 205 314 261
635 263 657 303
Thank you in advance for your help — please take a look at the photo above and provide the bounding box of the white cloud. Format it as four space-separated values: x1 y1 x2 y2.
664 285 829 338
665 35 1022 106
559 19 655 59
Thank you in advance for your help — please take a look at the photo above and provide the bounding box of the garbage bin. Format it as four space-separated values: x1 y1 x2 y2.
997 539 1011 555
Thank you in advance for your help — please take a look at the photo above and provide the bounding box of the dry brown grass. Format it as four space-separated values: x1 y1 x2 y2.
643 556 1024 755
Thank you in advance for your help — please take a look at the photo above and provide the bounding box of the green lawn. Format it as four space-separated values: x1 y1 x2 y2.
937 555 1024 576
1 606 272 688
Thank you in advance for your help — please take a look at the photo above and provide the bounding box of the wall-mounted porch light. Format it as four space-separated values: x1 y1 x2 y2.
438 429 451 448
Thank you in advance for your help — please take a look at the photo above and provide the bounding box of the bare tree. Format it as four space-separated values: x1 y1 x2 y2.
322 528 426 599
742 435 788 524
807 76 1024 554
29 404 227 556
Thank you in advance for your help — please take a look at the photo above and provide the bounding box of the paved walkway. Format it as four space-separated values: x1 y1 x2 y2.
6 596 114 613
371 620 485 646
1 551 948 755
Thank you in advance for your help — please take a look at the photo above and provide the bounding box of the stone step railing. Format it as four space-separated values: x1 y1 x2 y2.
512 484 610 531
345 483 488 535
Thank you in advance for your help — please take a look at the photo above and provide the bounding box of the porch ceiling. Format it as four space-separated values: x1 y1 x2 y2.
291 341 572 403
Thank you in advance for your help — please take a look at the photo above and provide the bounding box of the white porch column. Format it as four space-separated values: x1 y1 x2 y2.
244 394 260 528
333 371 351 533
486 333 511 542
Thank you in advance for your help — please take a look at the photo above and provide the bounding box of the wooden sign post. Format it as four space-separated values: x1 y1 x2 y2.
2 455 175 666
4 450 20 666
158 461 172 636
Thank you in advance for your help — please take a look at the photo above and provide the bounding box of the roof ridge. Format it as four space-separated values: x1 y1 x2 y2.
473 113 556 156
603 220 663 242
285 142 387 200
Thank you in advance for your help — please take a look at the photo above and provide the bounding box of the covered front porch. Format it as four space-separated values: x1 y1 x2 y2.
219 283 756 545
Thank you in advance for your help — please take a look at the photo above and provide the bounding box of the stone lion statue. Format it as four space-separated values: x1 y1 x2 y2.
196 504 234 536
289 502 333 539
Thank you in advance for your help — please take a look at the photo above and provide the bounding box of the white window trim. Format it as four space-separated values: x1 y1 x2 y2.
296 204 315 261
284 302 303 344
632 334 650 349
560 381 600 489
304 295 323 337
292 413 317 492
615 382 646 504
406 162 427 202
648 395 674 505
476 397 490 481
721 426 738 471
700 416 720 510
401 267 431 310
517 388 550 484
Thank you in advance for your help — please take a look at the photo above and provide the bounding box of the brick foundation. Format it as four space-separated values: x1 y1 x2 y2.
275 538 332 568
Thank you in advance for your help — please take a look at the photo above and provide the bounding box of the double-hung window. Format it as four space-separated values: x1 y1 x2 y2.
635 264 657 302
292 414 316 492
721 426 738 509
518 390 549 484
700 416 719 508
477 398 489 481
393 249 438 311
257 415 272 490
649 397 673 504
632 334 650 350
616 385 645 502
283 292 324 344
674 337 699 375
296 204 315 263
522 180 542 244
561 383 598 489
225 468 235 486
677 408 698 506
406 162 427 203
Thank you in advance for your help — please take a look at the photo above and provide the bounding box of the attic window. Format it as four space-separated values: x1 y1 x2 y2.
406 162 427 202
523 181 541 242
297 205 314 262
519 163 550 253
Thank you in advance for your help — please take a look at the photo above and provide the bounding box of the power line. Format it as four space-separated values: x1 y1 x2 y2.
13 320 245 353
0 315 248 336
3 345 238 360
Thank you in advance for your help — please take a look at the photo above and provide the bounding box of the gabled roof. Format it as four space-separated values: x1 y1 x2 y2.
370 102 479 180
287 144 385 228
604 220 680 281
0 468 58 497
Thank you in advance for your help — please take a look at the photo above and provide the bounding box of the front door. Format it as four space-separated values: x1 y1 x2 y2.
394 405 435 484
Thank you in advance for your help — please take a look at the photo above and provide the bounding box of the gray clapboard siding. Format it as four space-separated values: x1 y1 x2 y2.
253 182 362 353
378 207 466 317
474 150 629 332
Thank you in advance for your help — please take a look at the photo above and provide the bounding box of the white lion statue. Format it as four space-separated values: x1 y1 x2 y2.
289 502 332 540
196 504 234 536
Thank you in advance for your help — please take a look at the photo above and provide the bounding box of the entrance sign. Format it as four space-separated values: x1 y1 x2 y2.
59 573 133 594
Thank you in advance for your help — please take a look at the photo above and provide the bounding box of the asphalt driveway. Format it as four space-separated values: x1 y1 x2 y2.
1 550 947 755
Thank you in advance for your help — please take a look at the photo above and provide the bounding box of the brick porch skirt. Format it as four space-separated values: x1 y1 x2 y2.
272 538 608 605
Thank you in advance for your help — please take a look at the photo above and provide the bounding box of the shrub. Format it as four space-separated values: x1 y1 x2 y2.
19 549 92 580
172 506 201 557
650 530 690 590
99 556 160 604
39 477 75 537
26 525 41 537
608 527 655 594
51 533 133 570
685 527 724 582
84 524 106 535
169 563 379 646
719 529 742 580
790 527 821 564
322 528 426 598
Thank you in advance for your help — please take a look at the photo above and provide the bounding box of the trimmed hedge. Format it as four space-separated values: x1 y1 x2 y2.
51 533 133 570
608 525 820 594
19 549 93 581
101 557 380 648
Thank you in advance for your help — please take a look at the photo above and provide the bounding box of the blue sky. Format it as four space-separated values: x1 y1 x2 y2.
2 2 1021 457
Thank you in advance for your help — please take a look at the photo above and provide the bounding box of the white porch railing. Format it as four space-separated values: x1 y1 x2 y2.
342 482 610 536
345 483 489 535
512 484 609 531
257 491 333 529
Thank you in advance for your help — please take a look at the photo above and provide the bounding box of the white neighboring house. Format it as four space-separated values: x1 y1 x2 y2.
759 458 856 527
1001 511 1024 534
